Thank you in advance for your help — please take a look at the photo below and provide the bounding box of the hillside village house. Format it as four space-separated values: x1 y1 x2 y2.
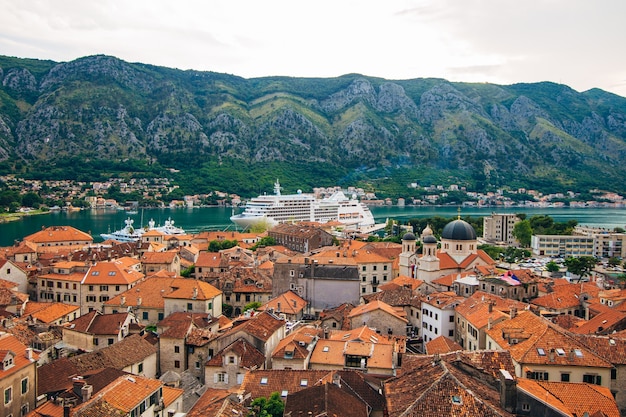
80 257 145 314
273 255 360 313
62 311 138 352
0 259 28 295
140 250 181 276
421 291 464 344
485 310 613 388
268 223 334 253
0 333 38 417
22 225 93 252
162 279 223 317
258 290 307 322
314 240 395 295
204 338 266 389
271 325 319 370
348 300 409 336
37 261 89 305
157 311 223 376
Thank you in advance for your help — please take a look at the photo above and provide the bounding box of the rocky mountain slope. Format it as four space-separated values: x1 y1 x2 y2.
1 54 626 194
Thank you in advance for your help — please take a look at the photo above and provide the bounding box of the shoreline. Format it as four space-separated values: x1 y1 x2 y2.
0 210 51 224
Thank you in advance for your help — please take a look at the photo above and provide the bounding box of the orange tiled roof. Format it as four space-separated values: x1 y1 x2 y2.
531 282 601 311
260 290 307 315
486 310 613 369
141 251 178 264
425 335 463 355
518 379 620 417
81 258 144 285
77 374 162 413
348 300 408 323
0 333 37 380
206 338 265 369
23 225 93 244
23 301 79 323
164 278 222 300
570 309 626 335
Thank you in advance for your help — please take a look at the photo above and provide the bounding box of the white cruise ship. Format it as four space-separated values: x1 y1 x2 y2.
230 180 375 230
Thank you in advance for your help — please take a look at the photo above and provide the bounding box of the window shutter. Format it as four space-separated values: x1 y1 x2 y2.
224 374 229 384
214 373 218 383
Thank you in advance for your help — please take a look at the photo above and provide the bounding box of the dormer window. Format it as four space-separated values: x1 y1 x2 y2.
1 352 15 370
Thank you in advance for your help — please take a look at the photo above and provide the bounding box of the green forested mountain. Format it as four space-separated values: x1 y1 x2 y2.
1 54 626 197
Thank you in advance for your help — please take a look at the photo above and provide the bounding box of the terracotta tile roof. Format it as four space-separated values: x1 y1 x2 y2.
23 301 79 324
379 275 424 291
311 327 397 371
518 379 620 417
81 258 145 285
455 292 526 330
186 388 247 417
240 369 335 403
425 335 463 355
574 334 626 365
485 310 613 369
422 291 464 309
74 374 162 414
551 314 586 331
38 271 86 282
37 357 79 395
105 276 177 309
68 334 157 374
195 251 225 268
23 226 93 244
28 400 65 417
531 282 600 311
186 327 217 347
284 382 369 417
348 300 408 323
206 337 266 369
319 303 355 331
570 309 626 335
259 290 307 315
385 351 515 417
0 333 37 380
158 312 215 339
163 278 222 300
67 311 132 335
162 385 184 408
224 311 284 343
272 325 319 359
140 251 178 264
362 285 421 308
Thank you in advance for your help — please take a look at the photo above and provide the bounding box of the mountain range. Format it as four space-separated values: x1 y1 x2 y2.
1 54 626 196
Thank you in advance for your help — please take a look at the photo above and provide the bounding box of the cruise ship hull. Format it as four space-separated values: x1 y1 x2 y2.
230 180 375 230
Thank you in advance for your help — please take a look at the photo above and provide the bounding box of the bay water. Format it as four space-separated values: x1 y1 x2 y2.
1 205 625 247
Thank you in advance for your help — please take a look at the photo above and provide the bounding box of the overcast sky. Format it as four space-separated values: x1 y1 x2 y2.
2 0 626 97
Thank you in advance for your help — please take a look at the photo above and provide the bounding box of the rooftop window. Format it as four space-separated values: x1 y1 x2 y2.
260 377 268 385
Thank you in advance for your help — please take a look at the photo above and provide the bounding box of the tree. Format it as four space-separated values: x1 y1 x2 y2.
608 257 621 268
243 301 262 312
250 236 276 251
180 265 194 278
248 392 284 417
512 220 532 247
564 256 597 282
545 261 560 273
478 244 504 261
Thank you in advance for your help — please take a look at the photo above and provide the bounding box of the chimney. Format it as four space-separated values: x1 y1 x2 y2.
64 405 71 417
488 302 493 313
193 287 198 299
549 349 555 362
332 373 341 388
121 295 126 306
137 296 142 306
82 384 93 402
25 347 33 360
499 369 517 413
510 307 517 319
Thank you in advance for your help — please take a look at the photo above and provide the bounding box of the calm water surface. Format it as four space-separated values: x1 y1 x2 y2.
1 205 625 247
